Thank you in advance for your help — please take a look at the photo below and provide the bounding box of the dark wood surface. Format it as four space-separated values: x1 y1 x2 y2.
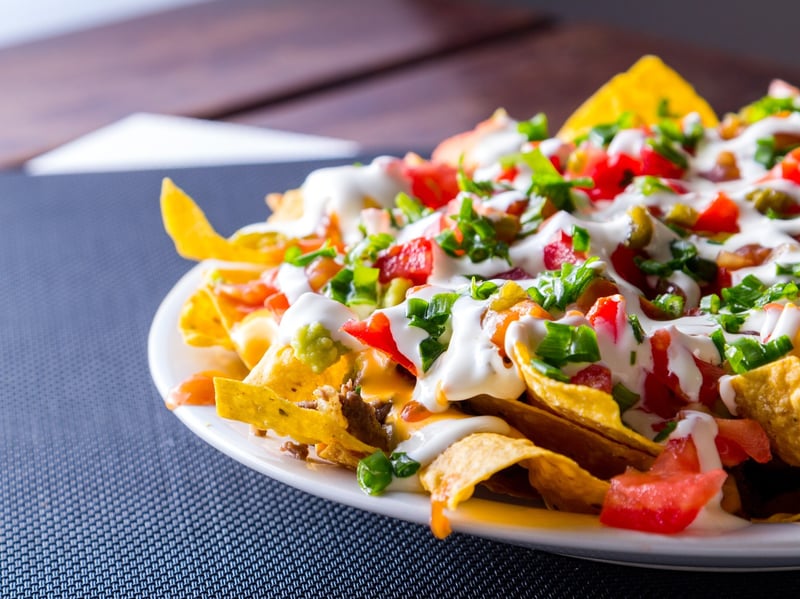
2 1 798 169
231 23 800 152
0 0 547 167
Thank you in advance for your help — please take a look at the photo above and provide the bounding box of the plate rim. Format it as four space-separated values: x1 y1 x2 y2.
148 262 800 571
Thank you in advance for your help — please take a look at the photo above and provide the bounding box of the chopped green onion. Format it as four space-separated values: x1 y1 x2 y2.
635 175 675 196
470 278 499 300
284 244 337 267
725 335 793 374
530 358 570 383
435 197 510 264
357 451 393 495
390 452 421 478
588 111 636 147
755 136 779 169
710 328 727 360
612 382 640 412
457 160 495 196
721 274 799 312
653 293 685 318
535 321 601 368
356 451 422 495
527 257 600 312
627 314 645 343
634 239 717 284
347 233 393 265
517 112 549 142
395 192 432 224
407 292 459 372
776 262 800 277
653 421 677 443
571 225 590 253
700 293 721 314
646 136 688 169
742 95 800 123
517 148 592 212
657 98 678 118
713 312 747 333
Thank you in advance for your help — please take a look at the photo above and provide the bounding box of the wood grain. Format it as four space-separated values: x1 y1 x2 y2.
0 0 547 167
230 23 800 154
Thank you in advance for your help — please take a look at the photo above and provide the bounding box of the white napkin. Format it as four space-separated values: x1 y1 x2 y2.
25 113 361 175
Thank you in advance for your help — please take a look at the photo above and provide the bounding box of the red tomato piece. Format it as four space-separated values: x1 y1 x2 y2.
373 237 434 286
600 437 727 533
402 161 460 210
496 165 519 182
341 312 417 376
587 294 625 343
577 150 641 201
570 364 613 394
543 231 585 270
610 244 650 291
780 148 800 185
692 192 740 234
640 144 686 179
714 418 772 467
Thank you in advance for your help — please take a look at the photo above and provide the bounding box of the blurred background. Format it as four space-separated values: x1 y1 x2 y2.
1 0 799 174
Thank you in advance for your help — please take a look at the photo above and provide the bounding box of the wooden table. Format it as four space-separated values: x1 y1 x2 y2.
2 0 799 169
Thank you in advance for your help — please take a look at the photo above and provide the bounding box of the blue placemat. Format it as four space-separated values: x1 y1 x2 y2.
2 161 799 597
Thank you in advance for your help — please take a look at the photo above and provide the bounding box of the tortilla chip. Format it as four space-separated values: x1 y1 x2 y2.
245 344 355 401
730 355 800 467
214 378 377 461
466 395 655 480
266 188 305 222
420 432 609 538
510 341 661 456
160 178 284 264
557 55 719 141
178 288 234 349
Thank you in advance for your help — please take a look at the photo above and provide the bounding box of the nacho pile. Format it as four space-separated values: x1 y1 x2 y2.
161 56 800 536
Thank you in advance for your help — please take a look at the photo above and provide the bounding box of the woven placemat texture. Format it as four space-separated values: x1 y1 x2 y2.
2 162 799 598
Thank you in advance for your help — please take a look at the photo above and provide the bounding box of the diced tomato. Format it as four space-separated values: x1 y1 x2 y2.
714 418 772 467
575 150 641 201
610 244 650 292
496 165 519 182
373 237 434 286
263 291 290 319
216 279 274 307
692 357 726 408
692 192 740 234
485 299 551 356
543 230 585 270
587 294 626 343
640 144 686 179
600 436 728 533
779 148 800 185
402 160 460 210
642 329 687 418
570 364 613 394
400 400 433 422
341 312 417 376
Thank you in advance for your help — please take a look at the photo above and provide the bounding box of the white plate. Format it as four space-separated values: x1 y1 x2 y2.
149 263 800 571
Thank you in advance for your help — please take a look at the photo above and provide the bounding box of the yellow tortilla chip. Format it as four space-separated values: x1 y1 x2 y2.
730 355 800 467
160 178 284 264
510 341 661 456
557 55 718 141
466 395 655 480
214 377 377 458
245 344 355 402
420 432 609 538
178 288 234 349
